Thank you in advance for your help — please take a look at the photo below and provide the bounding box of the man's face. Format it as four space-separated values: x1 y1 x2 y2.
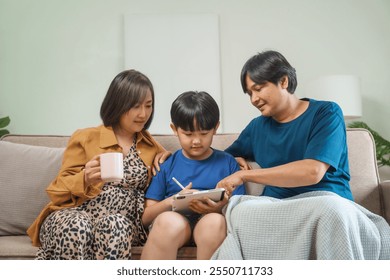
245 75 288 118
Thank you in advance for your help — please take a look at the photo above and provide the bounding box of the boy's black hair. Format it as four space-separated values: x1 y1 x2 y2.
170 91 219 131
240 50 297 94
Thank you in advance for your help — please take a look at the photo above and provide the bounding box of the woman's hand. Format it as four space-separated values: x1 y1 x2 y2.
152 151 172 175
188 190 229 214
84 155 102 186
235 157 252 170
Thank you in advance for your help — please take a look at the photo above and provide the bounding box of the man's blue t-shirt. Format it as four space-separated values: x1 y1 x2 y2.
145 149 246 201
225 98 353 200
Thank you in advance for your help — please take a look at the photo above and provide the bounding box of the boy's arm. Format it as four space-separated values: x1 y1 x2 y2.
143 157 172 227
142 182 195 226
142 197 174 227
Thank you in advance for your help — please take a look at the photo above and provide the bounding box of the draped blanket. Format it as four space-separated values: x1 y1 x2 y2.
211 191 390 260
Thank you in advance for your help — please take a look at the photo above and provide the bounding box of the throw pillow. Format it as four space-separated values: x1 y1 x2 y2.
0 141 64 235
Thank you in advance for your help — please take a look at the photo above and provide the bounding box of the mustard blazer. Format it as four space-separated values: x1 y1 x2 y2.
27 125 165 247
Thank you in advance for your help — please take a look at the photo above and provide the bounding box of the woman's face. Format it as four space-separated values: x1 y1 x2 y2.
119 90 153 135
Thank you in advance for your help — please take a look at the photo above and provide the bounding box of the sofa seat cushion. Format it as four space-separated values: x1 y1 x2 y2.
0 235 37 259
0 141 64 235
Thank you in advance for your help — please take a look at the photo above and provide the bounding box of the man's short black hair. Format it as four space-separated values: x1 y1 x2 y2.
241 50 297 94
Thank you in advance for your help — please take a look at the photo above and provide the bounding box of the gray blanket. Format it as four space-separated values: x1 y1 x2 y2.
211 191 390 260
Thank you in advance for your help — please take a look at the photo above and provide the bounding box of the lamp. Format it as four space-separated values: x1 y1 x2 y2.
303 75 362 119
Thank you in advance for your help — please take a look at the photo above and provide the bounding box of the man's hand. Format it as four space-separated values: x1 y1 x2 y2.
216 171 245 194
235 157 252 170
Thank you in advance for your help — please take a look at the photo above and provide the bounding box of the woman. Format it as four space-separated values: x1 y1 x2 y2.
27 69 169 260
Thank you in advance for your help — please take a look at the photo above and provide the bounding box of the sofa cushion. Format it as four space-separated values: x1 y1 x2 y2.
0 141 64 235
0 235 37 259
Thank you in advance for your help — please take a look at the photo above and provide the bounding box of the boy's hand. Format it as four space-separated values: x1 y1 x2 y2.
189 190 229 214
178 182 196 194
152 151 172 175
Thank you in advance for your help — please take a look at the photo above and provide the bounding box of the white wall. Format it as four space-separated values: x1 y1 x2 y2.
124 13 222 134
1 1 389 137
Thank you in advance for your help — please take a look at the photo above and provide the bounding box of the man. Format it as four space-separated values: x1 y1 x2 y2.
213 51 390 260
217 50 353 200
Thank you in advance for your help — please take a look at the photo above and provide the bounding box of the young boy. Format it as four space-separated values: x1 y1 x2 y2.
140 91 245 260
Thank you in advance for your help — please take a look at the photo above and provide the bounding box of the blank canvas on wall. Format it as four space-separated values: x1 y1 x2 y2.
124 13 221 134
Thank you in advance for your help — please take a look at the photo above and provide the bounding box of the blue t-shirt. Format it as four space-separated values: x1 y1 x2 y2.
145 149 246 201
225 98 353 200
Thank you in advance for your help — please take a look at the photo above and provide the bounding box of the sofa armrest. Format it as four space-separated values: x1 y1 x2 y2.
244 161 264 196
381 180 390 224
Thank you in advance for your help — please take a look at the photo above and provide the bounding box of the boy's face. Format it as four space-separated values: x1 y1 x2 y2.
170 122 219 161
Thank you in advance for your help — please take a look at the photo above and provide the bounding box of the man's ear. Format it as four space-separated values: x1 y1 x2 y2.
170 123 178 135
213 121 220 135
280 76 289 89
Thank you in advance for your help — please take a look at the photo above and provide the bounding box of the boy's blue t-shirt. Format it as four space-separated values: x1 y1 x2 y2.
225 98 353 200
145 149 246 201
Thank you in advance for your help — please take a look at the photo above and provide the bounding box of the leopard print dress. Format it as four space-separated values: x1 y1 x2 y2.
36 140 148 260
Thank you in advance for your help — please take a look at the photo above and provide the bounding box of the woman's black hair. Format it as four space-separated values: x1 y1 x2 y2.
100 69 154 129
240 50 298 94
170 91 219 131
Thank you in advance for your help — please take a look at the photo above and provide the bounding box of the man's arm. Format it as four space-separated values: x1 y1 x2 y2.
217 159 329 193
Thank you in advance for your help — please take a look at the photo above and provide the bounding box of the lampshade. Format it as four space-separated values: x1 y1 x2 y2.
303 75 362 119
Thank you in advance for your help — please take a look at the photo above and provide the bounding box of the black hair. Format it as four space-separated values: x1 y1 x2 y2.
240 50 297 94
100 69 154 129
170 91 219 131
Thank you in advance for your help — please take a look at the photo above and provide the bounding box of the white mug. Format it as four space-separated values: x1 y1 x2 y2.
100 152 124 182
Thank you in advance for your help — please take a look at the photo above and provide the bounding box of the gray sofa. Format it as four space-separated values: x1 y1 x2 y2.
0 128 389 260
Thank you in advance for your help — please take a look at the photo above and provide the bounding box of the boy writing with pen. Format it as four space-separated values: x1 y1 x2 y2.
141 91 245 260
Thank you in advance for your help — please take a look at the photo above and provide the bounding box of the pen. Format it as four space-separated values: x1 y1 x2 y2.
172 177 186 190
